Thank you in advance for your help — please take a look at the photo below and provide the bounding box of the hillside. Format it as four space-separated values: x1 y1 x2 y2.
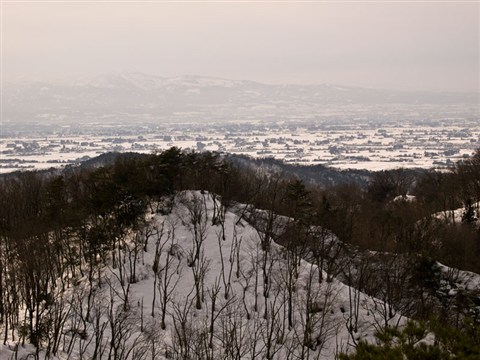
0 191 406 359
0 148 479 359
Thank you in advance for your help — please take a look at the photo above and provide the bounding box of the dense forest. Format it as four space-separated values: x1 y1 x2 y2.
0 147 479 359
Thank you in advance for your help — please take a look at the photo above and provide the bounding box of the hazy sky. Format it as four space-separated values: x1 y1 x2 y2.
2 1 479 92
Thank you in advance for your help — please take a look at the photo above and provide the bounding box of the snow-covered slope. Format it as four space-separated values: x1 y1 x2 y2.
434 201 480 226
1 191 405 359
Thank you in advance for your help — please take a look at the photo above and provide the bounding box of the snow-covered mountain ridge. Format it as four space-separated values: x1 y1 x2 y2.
5 73 478 125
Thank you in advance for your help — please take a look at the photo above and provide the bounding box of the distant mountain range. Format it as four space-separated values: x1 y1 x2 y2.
4 73 479 125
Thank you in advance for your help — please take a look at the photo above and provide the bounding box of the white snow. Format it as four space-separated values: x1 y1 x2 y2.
0 191 407 359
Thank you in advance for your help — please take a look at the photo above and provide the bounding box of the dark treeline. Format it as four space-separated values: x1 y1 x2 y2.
0 147 479 357
225 154 376 189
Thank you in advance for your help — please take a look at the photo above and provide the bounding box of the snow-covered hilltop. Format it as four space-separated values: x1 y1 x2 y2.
0 191 405 359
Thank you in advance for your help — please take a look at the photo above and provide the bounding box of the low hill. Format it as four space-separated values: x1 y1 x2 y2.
0 191 405 359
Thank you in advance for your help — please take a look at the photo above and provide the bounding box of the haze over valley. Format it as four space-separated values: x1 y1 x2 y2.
2 73 478 173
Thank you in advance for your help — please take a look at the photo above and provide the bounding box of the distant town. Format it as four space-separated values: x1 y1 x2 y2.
1 117 478 173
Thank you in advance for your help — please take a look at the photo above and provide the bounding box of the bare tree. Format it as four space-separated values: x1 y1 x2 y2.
106 288 144 360
242 240 262 315
309 226 345 284
106 261 131 312
298 265 340 358
206 277 236 350
259 287 285 360
151 222 166 318
169 291 197 359
191 248 210 310
366 253 411 331
90 302 109 360
216 225 240 300
157 231 183 329
217 304 251 360
343 252 373 345
179 192 209 268
277 246 299 330
45 289 73 357
179 192 211 310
